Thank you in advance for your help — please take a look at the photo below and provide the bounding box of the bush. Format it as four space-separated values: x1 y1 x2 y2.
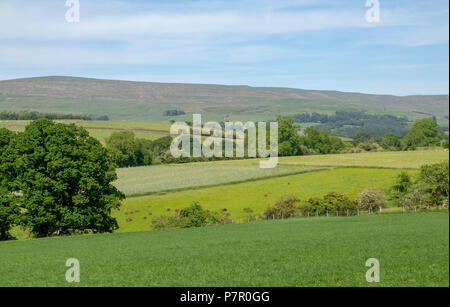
357 187 386 214
262 195 300 219
322 192 356 216
416 162 449 208
152 203 220 230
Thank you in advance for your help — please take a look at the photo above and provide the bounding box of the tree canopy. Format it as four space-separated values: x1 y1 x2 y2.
0 119 124 238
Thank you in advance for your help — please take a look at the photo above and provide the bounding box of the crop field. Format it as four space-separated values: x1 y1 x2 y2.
0 212 447 287
0 120 170 143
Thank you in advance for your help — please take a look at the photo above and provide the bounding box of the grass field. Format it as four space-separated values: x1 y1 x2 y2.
1 212 447 287
112 150 448 232
0 120 170 143
115 163 326 196
277 149 449 169
115 168 417 232
114 150 449 197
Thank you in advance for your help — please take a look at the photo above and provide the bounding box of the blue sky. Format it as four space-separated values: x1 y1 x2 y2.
0 0 448 95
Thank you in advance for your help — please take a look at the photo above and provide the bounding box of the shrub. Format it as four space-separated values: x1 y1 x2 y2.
357 187 386 214
417 162 449 208
262 195 300 219
322 192 355 216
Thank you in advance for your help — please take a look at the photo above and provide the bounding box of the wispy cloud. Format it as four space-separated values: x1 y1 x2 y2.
0 0 448 95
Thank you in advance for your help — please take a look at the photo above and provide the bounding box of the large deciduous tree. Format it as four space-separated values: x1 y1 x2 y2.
1 119 124 237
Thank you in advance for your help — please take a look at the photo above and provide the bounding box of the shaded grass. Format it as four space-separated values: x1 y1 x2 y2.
0 212 447 287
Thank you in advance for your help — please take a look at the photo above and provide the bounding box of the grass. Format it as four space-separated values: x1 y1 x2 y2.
114 150 448 197
115 168 417 232
115 162 325 196
0 212 447 287
277 149 449 169
0 120 170 143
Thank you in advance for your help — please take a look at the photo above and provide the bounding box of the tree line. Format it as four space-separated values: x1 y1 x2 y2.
105 116 448 168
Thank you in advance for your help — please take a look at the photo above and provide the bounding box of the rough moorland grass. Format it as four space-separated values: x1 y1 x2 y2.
115 168 417 232
1 213 447 287
115 162 325 196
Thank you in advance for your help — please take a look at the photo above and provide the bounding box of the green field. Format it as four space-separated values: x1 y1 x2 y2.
112 150 449 233
115 163 325 196
114 150 449 197
278 150 449 169
0 120 170 143
115 168 418 232
1 213 447 287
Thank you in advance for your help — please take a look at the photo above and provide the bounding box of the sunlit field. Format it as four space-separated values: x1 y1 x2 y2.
1 213 447 287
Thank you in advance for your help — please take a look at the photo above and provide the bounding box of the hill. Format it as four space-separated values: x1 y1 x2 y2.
0 76 448 123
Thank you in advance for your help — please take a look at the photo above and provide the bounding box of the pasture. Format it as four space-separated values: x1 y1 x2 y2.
112 149 448 232
115 168 417 232
114 150 449 197
0 120 170 143
1 212 447 287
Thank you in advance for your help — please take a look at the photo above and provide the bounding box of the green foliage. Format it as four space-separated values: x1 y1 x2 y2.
106 132 173 167
442 140 449 149
0 188 19 241
356 187 386 214
0 111 91 121
417 162 449 207
0 119 124 237
276 117 302 156
292 111 410 137
393 162 449 210
262 195 300 219
380 132 402 151
402 119 445 150
152 202 229 230
301 128 345 154
352 131 373 146
389 172 413 206
322 192 355 214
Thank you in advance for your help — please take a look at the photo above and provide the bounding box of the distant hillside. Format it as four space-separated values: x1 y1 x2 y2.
0 76 448 123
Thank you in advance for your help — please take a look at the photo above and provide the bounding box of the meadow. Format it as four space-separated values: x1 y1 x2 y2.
113 149 449 232
115 163 325 196
115 168 417 232
114 150 449 197
0 212 447 287
0 120 170 143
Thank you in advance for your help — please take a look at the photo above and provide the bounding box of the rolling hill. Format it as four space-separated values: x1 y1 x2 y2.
0 76 448 123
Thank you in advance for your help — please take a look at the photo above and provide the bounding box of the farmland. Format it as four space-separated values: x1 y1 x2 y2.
0 212 448 287
112 149 448 232
0 120 170 143
115 168 417 232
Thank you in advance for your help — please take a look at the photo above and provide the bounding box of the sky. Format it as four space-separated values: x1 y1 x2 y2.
0 0 448 95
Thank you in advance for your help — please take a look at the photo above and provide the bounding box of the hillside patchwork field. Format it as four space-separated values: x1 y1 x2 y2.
112 150 449 232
